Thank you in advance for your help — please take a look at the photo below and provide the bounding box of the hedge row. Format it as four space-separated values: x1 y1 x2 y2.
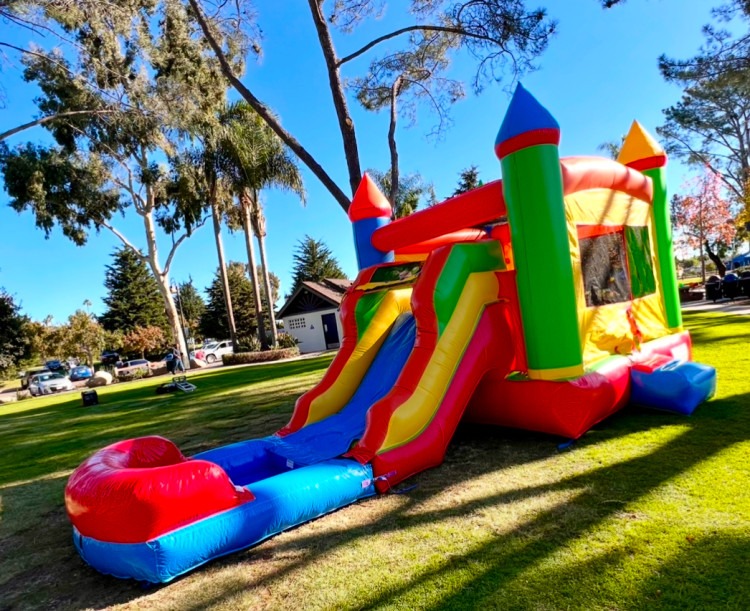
222 347 299 366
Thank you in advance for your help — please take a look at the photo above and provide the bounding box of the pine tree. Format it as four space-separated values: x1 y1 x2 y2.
452 166 482 197
100 247 170 335
290 236 347 295
200 262 280 349
175 278 206 341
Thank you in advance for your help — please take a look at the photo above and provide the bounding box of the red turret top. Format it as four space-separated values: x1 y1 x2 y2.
348 174 393 222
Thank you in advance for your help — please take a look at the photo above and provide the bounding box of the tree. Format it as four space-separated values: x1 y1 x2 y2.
0 289 31 378
452 166 482 196
221 103 305 349
291 236 347 295
596 136 625 160
170 150 239 349
23 316 69 365
657 1 750 220
187 0 557 213
61 310 106 368
100 247 170 335
672 168 737 282
201 262 280 349
175 279 206 342
368 169 435 218
122 326 167 360
0 1 247 369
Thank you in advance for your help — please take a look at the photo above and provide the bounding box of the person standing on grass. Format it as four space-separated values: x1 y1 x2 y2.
173 346 185 372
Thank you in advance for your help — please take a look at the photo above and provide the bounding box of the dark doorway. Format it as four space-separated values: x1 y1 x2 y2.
321 313 340 349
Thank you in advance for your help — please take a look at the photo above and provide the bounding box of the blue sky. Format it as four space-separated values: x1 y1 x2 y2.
0 0 719 322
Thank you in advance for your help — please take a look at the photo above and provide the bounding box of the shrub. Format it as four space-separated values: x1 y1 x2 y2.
236 335 262 353
277 333 298 349
222 347 299 366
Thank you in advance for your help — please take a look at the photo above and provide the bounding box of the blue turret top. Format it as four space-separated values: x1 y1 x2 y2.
495 83 560 159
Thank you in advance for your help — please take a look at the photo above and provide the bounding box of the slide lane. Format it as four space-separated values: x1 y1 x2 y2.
280 279 412 435
349 241 510 490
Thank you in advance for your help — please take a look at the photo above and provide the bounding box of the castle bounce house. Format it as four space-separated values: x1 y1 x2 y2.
65 85 716 583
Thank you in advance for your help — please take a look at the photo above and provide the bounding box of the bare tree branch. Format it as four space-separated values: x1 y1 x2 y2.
0 109 118 142
338 24 495 66
186 0 352 212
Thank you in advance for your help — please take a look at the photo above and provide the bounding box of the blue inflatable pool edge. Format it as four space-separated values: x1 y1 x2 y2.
74 459 375 583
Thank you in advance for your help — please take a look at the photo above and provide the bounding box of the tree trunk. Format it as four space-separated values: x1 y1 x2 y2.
186 0 351 212
388 78 401 210
306 0 362 195
241 188 268 349
141 211 190 370
704 240 726 277
252 199 278 347
211 192 238 349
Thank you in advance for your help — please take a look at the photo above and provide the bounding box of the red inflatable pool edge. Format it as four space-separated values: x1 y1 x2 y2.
65 436 254 544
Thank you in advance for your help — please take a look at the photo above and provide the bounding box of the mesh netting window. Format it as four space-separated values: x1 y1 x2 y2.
625 226 656 298
580 231 631 307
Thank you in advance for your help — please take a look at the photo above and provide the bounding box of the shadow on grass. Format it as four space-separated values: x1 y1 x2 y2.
169 390 749 611
1 370 747 609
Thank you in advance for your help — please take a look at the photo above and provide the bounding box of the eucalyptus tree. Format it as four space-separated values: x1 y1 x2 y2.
0 1 245 364
222 103 305 348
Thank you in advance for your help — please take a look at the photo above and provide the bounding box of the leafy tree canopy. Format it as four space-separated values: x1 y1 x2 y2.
122 326 168 360
61 310 106 368
0 289 31 378
0 0 247 365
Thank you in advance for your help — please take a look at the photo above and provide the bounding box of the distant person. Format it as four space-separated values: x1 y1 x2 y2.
165 351 176 375
172 346 185 372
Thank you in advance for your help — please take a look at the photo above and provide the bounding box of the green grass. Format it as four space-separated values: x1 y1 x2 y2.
1 313 749 610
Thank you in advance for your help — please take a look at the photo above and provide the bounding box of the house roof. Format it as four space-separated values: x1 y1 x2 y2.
277 278 352 319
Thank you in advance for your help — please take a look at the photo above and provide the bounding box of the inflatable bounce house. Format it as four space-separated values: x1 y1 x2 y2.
65 85 716 583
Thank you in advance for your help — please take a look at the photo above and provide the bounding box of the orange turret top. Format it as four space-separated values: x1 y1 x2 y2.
618 121 667 171
348 174 393 222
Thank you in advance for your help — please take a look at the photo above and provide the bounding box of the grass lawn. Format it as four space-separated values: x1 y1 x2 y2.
1 312 749 610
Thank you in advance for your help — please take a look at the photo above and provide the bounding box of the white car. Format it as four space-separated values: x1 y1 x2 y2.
195 340 234 364
28 372 75 396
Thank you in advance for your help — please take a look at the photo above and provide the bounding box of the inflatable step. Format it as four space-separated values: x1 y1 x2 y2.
630 356 717 415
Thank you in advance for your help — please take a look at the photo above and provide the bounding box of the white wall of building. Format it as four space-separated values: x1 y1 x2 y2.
281 308 344 353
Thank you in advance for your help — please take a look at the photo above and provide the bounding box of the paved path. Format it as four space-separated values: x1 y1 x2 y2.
682 297 750 316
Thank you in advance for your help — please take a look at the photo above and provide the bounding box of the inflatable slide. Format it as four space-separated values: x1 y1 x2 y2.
65 85 716 582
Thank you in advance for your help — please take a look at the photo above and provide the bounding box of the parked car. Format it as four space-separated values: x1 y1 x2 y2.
19 366 50 390
28 372 74 396
100 350 121 366
69 365 94 381
45 359 68 373
194 340 233 364
115 359 152 379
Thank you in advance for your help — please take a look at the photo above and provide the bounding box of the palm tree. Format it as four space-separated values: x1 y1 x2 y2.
221 103 305 348
168 144 238 351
